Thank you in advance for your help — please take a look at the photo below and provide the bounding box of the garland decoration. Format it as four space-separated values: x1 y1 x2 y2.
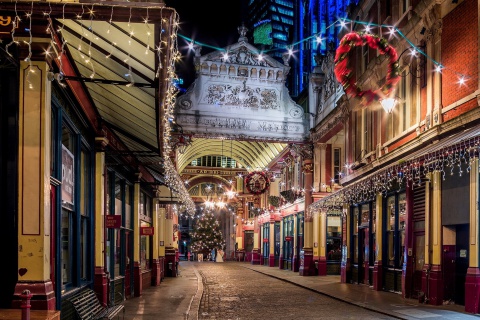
334 32 400 107
245 171 270 195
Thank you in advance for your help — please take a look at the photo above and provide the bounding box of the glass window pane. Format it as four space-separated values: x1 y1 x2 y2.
81 217 87 280
415 235 425 271
387 196 395 231
353 207 359 235
398 193 406 230
361 205 369 227
140 192 145 216
353 235 358 264
125 185 131 229
80 149 90 216
146 195 151 218
388 231 394 266
61 209 71 286
115 229 121 276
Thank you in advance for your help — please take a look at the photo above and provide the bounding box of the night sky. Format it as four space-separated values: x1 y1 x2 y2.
164 0 247 89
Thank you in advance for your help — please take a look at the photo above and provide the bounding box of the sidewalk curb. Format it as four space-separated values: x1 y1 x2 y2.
185 265 202 320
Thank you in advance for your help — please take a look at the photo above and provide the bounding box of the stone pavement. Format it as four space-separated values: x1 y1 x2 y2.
243 264 478 320
121 261 479 319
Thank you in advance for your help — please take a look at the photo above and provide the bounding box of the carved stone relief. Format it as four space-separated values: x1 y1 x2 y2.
207 47 269 67
203 83 280 110
422 4 443 42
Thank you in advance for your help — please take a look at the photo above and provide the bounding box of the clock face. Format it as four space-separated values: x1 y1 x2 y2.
246 172 270 195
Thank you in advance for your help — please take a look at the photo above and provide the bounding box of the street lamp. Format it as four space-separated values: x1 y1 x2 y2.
380 97 398 113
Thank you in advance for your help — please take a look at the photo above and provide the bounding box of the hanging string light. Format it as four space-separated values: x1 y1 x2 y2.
24 1 35 90
176 17 470 88
310 134 480 214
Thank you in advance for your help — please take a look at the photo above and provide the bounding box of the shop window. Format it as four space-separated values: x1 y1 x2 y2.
245 231 254 253
61 208 72 287
283 217 293 261
385 192 406 268
247 202 256 219
263 223 270 258
333 148 341 184
79 148 91 280
352 207 359 264
113 177 123 277
274 222 280 257
140 191 152 270
125 185 132 230
140 221 151 270
398 193 406 267
327 215 341 261
387 195 395 266
297 213 304 252
59 120 93 290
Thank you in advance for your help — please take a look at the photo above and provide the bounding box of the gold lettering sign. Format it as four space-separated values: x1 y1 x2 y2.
0 16 12 26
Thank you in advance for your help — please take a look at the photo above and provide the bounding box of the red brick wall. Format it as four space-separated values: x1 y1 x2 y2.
442 0 478 108
443 98 478 122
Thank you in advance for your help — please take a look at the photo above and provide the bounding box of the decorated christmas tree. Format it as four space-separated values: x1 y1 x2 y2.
190 209 225 256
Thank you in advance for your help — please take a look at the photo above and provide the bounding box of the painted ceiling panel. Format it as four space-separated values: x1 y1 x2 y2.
59 19 156 80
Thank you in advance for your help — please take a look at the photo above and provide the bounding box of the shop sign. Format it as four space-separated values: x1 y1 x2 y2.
263 238 269 243
285 236 293 241
0 16 16 34
61 145 74 207
106 215 121 228
141 227 154 235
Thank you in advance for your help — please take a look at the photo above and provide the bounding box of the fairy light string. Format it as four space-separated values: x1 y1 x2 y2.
5 1 20 56
43 2 54 59
125 7 135 87
86 5 95 79
310 134 480 214
24 1 34 90
177 17 470 87
105 6 115 59
144 7 151 55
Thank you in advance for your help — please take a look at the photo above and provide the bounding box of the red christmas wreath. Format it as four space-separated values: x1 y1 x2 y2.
334 32 400 107
245 171 270 195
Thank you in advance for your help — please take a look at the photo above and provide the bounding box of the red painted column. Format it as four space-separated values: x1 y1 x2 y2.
134 262 143 297
298 145 315 276
93 267 108 306
373 260 383 290
428 265 444 305
151 259 161 286
251 218 261 265
317 256 327 276
340 211 349 283
465 267 480 313
269 218 275 267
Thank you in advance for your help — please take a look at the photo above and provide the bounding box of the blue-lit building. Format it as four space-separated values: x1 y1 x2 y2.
247 0 357 97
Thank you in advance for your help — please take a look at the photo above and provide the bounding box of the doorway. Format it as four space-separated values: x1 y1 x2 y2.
443 224 468 305
454 224 468 305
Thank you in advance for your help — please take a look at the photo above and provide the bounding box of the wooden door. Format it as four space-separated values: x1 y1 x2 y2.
412 232 425 299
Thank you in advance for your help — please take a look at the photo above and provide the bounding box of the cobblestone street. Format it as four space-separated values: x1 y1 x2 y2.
195 262 397 320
